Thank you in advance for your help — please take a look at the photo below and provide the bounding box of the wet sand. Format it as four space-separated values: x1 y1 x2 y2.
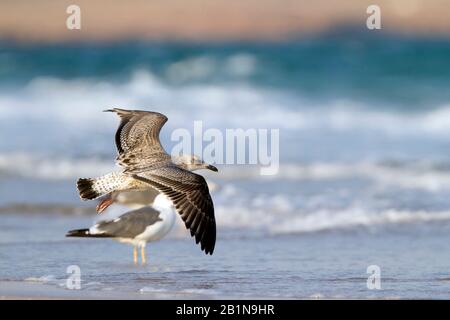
0 281 210 300
2 212 450 300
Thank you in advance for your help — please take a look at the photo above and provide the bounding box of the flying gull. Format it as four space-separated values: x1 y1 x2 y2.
74 108 218 255
67 193 176 265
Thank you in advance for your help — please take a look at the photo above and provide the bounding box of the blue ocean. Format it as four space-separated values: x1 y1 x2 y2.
2 32 450 298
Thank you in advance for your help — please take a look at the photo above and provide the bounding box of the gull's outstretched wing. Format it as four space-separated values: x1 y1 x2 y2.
133 166 216 255
105 108 171 171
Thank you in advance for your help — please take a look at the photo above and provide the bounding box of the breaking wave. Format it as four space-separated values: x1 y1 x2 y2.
2 69 450 134
0 153 114 180
216 205 450 235
2 152 450 192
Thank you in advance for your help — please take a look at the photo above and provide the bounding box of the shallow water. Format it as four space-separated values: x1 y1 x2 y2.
1 212 450 299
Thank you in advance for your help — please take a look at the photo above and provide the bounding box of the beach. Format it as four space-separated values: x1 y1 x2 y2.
3 209 450 299
1 26 450 299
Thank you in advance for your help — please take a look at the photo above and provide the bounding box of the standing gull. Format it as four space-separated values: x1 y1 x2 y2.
67 193 176 265
74 108 218 255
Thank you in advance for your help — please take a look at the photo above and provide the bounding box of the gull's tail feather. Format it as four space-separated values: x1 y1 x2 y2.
77 178 100 200
66 229 110 238
76 172 131 201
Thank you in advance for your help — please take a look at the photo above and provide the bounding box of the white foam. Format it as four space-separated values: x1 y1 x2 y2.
286 162 450 192
1 152 450 193
139 286 218 296
218 161 450 192
165 53 256 83
2 68 450 135
179 288 219 295
216 204 450 235
272 208 450 234
0 152 114 180
139 287 168 294
166 56 217 83
24 275 56 283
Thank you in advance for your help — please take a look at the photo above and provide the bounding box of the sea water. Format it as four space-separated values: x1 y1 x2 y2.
1 31 450 298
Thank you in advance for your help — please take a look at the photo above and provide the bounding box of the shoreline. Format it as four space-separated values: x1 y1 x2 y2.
0 281 220 300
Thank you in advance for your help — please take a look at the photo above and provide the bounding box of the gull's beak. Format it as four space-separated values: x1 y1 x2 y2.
206 164 218 172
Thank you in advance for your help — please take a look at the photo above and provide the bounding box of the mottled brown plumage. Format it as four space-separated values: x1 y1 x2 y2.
132 165 216 254
105 108 172 172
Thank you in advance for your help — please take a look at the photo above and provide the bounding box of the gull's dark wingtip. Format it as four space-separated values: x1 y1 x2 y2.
66 228 90 237
202 221 216 255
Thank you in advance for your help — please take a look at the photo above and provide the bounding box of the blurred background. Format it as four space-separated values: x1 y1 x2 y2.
1 0 450 299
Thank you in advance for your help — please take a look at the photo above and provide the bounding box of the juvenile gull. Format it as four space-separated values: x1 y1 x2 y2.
75 108 218 255
67 194 176 265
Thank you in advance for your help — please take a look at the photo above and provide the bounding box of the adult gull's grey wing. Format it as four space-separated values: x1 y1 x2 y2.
95 207 162 238
105 108 171 171
132 166 216 255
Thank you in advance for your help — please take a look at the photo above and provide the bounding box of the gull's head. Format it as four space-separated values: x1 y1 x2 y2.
173 154 218 172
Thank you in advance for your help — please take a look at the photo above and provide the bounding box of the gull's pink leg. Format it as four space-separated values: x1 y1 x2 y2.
96 195 114 214
133 247 138 265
